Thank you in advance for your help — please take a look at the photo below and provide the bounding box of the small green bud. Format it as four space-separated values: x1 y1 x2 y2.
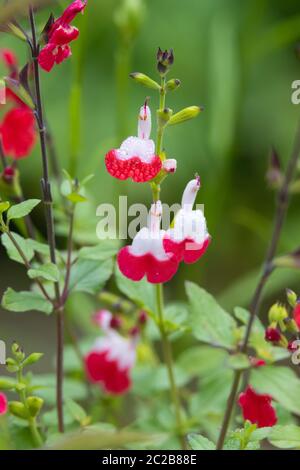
12 342 25 362
26 396 44 418
157 47 174 76
157 107 173 127
0 378 16 390
5 357 19 373
166 78 181 92
22 353 44 368
286 289 298 308
167 106 203 126
268 302 288 323
6 22 27 41
285 318 299 334
15 383 26 393
9 401 29 420
0 201 10 215
130 72 161 90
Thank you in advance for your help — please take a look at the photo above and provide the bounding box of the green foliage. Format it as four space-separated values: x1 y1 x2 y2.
78 239 120 261
115 268 156 313
69 258 113 294
1 232 34 264
186 282 236 348
2 288 53 314
187 433 215 450
6 199 40 223
28 263 59 282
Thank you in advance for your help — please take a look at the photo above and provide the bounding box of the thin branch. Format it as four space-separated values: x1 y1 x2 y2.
216 119 300 450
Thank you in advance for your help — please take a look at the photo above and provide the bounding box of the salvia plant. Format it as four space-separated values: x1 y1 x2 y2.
0 0 300 452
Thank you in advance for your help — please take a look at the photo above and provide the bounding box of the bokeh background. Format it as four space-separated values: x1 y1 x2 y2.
1 0 300 370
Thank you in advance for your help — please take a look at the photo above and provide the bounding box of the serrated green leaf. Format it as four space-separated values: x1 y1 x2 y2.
187 433 215 450
69 259 113 294
186 282 236 348
28 263 59 282
268 425 300 449
1 232 34 264
2 288 53 314
65 398 87 424
227 353 250 370
7 199 40 222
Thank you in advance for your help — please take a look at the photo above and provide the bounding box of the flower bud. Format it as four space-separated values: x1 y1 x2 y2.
2 166 16 184
129 326 140 337
167 106 203 126
9 401 29 419
110 315 122 330
26 396 44 417
265 327 281 344
166 78 181 92
266 147 282 189
286 288 298 308
157 47 174 76
0 200 10 215
11 342 25 362
138 310 148 325
293 302 300 329
284 318 299 334
162 159 177 174
129 72 161 90
249 357 266 367
268 302 288 323
274 250 300 269
288 339 299 352
157 107 173 127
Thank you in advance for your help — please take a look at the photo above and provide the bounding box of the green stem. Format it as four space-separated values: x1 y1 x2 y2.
17 369 43 448
156 283 185 449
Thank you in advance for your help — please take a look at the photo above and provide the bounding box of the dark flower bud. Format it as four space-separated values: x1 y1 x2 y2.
2 166 15 184
266 147 283 189
157 47 174 76
110 315 122 330
265 327 281 343
288 340 298 352
138 310 148 325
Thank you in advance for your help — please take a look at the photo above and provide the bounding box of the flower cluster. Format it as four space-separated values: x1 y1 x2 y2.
85 310 138 395
264 290 300 351
38 0 87 72
0 50 36 160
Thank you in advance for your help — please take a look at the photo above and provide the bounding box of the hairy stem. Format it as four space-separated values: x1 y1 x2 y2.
216 119 300 450
29 5 64 433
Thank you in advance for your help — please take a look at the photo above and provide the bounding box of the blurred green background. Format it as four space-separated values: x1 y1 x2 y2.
1 0 300 364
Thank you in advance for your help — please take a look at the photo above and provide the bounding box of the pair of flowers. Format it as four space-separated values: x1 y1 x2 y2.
105 104 211 284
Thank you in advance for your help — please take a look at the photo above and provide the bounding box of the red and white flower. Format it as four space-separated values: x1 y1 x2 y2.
117 201 179 283
163 177 211 264
38 0 87 72
0 392 8 416
105 103 162 183
238 385 277 428
85 312 137 395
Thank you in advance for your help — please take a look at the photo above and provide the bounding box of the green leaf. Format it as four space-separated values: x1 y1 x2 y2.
32 375 87 405
186 282 236 348
7 199 40 222
78 240 120 261
1 232 34 264
66 192 87 203
251 366 300 415
65 398 87 425
115 268 156 313
69 259 113 294
187 433 215 450
2 288 53 314
268 425 300 449
227 353 250 370
178 346 228 377
28 263 59 282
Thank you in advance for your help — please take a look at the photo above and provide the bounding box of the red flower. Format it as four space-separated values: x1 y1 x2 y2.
238 386 277 428
105 103 162 183
293 303 300 329
163 177 211 264
117 201 179 284
85 329 136 395
0 107 36 159
38 0 87 72
1 49 17 69
0 392 8 416
264 327 281 344
250 357 266 367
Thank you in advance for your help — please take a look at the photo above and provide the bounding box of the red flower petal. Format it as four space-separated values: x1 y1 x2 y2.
1 107 36 159
1 49 17 68
38 44 56 72
105 149 162 183
58 0 87 25
85 350 131 395
50 25 79 45
163 235 211 264
293 303 300 329
117 246 179 284
55 45 72 65
238 386 277 428
0 392 8 415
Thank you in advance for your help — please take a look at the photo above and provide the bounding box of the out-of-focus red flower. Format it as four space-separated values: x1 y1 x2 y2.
0 392 8 416
1 49 17 70
0 107 36 159
38 0 87 72
238 386 277 428
249 357 266 367
264 327 281 344
293 303 300 329
2 165 16 184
